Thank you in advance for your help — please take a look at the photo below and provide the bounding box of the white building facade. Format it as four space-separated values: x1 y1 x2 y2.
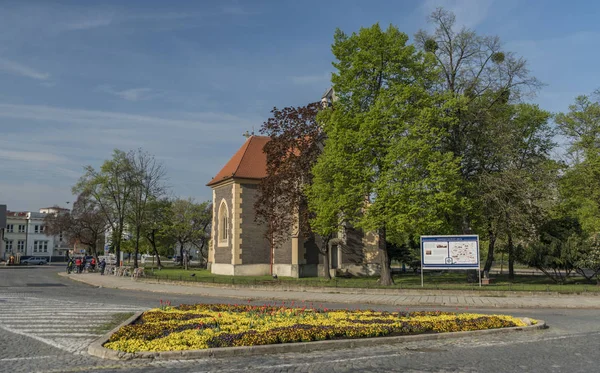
1 207 72 260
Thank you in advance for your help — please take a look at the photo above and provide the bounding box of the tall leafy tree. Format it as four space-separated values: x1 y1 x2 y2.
44 193 107 260
73 149 134 265
127 149 167 268
167 198 212 269
416 8 551 275
142 198 173 269
310 24 461 285
556 92 600 234
476 103 558 276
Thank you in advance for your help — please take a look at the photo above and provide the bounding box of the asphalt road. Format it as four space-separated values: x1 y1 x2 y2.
0 266 599 373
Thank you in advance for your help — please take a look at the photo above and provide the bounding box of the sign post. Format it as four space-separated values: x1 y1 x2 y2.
420 235 481 287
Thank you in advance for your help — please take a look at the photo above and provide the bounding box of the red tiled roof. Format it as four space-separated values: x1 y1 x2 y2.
207 136 271 186
7 211 27 217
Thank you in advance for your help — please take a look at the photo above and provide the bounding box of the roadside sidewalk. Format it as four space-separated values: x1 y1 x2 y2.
59 272 600 309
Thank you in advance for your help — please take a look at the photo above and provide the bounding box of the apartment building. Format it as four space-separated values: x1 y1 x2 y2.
1 206 72 260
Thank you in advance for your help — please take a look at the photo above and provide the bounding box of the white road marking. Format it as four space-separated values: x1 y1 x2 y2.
0 294 143 353
0 355 58 362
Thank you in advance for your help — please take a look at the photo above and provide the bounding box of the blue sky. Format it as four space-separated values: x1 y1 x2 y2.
1 0 599 211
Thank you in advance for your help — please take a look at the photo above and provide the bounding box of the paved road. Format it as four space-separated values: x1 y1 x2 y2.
1 266 599 373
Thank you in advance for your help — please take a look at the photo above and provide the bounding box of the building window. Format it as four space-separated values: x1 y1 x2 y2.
33 241 48 253
6 224 13 233
5 240 13 252
35 225 40 233
17 241 25 253
18 225 25 233
218 200 229 246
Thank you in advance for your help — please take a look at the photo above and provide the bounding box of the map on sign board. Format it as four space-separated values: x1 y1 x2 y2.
449 241 477 264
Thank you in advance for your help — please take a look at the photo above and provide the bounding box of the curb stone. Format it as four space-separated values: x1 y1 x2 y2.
87 316 547 361
88 311 145 360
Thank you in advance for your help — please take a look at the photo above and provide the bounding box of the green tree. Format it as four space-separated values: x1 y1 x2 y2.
167 198 212 269
555 92 600 281
556 93 600 234
310 24 461 285
476 103 558 276
522 217 584 283
44 193 107 261
143 198 173 269
126 149 167 268
416 9 551 277
306 136 347 280
74 149 134 265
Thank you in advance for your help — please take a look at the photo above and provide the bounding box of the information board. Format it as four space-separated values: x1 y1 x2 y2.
421 235 479 269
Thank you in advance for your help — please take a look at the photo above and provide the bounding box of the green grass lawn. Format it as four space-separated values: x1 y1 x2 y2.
142 266 600 293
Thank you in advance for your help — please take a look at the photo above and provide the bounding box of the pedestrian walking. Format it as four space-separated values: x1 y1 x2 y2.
75 257 81 274
99 258 106 275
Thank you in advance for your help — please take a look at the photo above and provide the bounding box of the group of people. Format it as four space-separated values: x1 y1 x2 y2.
67 256 106 275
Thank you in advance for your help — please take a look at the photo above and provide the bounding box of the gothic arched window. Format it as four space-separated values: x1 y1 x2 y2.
218 200 229 246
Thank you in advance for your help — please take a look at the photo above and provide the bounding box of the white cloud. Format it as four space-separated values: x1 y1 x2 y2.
421 0 495 29
0 58 50 80
0 149 66 163
98 85 156 102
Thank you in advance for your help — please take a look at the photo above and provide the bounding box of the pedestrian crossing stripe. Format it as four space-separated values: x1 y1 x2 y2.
0 294 143 354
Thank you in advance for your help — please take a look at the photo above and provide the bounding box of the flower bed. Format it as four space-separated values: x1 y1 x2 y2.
104 302 533 353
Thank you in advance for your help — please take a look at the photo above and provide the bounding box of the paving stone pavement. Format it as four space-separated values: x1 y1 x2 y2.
1 268 599 372
0 293 143 354
62 272 600 309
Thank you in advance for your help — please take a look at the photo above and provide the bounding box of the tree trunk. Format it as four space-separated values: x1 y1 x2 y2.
379 225 394 286
484 225 496 273
133 226 141 269
322 245 331 279
115 222 124 267
146 230 162 269
179 242 185 268
507 232 515 280
114 238 121 267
